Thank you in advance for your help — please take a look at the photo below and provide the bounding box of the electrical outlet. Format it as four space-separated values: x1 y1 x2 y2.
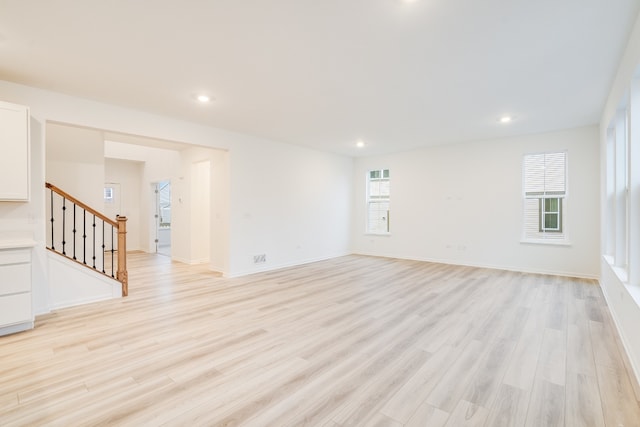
253 254 266 264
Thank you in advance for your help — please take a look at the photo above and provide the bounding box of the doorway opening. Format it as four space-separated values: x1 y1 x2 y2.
155 180 171 256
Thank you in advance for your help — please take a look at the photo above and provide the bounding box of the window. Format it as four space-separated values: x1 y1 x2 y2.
523 151 567 242
540 197 562 232
611 108 630 269
104 187 114 203
157 181 171 228
367 169 390 234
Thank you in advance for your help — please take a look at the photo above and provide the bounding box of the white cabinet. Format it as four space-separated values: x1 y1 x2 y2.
0 244 34 335
0 101 30 201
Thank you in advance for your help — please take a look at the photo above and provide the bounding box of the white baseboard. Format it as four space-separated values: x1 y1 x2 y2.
0 321 34 337
353 251 599 280
224 252 351 279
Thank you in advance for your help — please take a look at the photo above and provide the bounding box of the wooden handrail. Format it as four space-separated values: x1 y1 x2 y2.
117 216 128 296
46 182 118 227
46 182 128 297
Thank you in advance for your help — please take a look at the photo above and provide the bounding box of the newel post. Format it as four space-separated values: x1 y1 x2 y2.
117 215 128 297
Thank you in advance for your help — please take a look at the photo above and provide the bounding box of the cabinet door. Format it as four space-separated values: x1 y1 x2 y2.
0 101 29 201
0 293 32 325
0 264 31 295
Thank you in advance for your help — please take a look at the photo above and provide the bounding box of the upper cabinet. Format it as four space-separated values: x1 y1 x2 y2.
0 101 30 201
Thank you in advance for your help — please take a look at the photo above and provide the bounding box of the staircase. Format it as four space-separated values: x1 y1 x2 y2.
45 182 128 297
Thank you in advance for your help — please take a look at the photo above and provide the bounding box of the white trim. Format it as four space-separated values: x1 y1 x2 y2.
600 256 640 388
49 294 118 310
170 256 210 266
0 239 37 250
353 251 598 280
0 321 34 337
522 150 569 241
223 252 351 279
520 239 572 246
366 168 390 234
603 255 640 305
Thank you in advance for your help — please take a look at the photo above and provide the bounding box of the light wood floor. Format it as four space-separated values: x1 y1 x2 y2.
1 254 640 426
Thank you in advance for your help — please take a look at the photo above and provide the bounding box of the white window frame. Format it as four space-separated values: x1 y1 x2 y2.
540 197 562 233
104 186 114 203
522 151 569 245
366 169 390 235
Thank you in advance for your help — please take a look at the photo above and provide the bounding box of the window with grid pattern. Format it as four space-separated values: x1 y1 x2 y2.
367 169 390 234
523 152 567 242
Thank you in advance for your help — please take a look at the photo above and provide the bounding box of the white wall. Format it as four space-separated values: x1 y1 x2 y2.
228 141 353 276
105 140 182 256
0 115 47 314
209 150 230 273
0 79 352 307
104 141 231 269
102 119 352 277
179 146 229 271
353 126 600 278
47 251 122 309
46 123 107 272
191 161 211 264
46 123 104 207
105 137 351 276
599 12 640 385
104 158 143 251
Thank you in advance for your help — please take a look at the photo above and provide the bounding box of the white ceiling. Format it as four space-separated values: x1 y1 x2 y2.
0 0 638 156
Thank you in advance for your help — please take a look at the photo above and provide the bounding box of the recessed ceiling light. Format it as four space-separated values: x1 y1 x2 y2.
196 94 210 103
356 140 365 148
499 115 513 123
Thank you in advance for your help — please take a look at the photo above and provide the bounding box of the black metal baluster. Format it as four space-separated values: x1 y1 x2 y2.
92 215 96 269
83 210 87 265
62 198 66 255
102 221 106 273
111 225 115 278
50 189 55 250
72 204 77 260
46 186 125 283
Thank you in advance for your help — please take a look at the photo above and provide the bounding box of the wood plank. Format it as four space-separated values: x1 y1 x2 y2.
524 379 565 427
405 402 450 427
545 280 567 331
485 384 529 427
595 363 640 427
462 338 516 408
159 358 311 426
589 319 625 371
614 330 640 404
358 413 403 427
501 312 545 390
425 340 486 412
246 319 430 426
535 328 566 386
0 253 636 425
564 372 605 427
566 323 596 377
331 348 430 426
444 400 489 427
0 392 18 413
380 345 456 423
600 305 640 403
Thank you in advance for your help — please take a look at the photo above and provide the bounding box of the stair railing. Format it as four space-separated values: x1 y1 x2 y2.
45 182 128 296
